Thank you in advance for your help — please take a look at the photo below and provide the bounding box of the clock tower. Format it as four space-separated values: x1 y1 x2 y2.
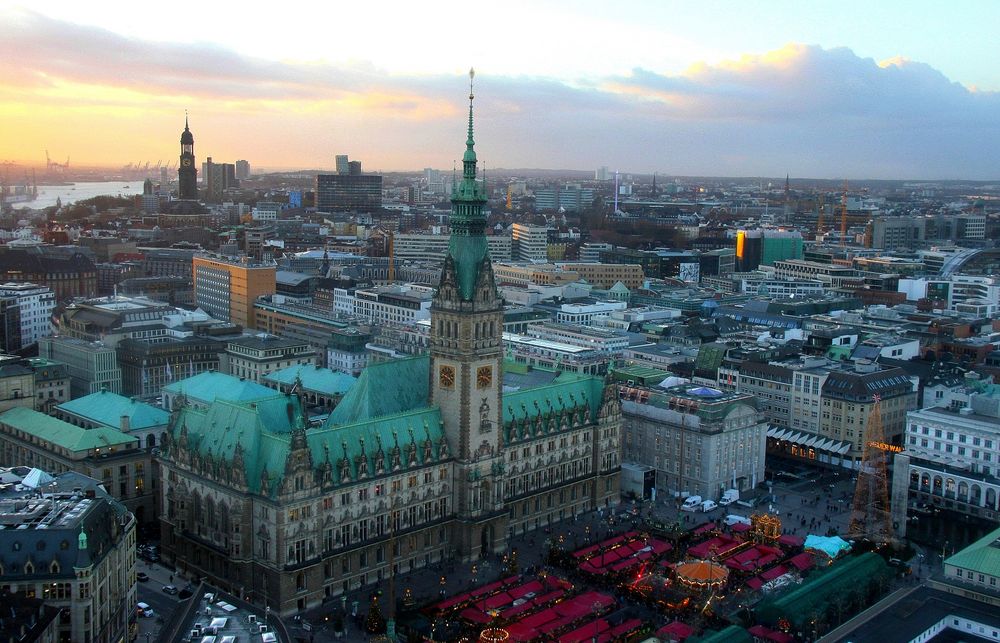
430 70 506 560
178 113 198 200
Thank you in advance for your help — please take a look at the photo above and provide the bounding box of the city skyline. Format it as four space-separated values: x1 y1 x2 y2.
2 2 999 179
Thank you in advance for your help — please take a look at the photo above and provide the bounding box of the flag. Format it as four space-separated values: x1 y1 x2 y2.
165 362 174 381
189 357 195 378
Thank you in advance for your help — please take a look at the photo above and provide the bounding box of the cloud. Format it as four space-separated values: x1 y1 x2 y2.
1 11 998 178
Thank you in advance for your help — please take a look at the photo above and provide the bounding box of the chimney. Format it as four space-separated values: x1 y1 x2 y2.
120 415 130 433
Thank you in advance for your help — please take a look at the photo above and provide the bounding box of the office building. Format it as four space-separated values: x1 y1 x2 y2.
192 255 277 329
335 154 349 175
203 157 239 202
620 378 767 500
38 336 121 397
353 284 434 326
235 159 251 180
316 163 383 210
0 283 54 350
392 232 512 263
221 334 316 383
157 89 621 615
0 247 97 302
511 222 548 261
0 469 137 643
734 229 804 271
891 394 1000 540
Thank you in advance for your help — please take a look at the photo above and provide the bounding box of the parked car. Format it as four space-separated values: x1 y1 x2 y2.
162 585 178 595
136 603 154 618
136 572 149 582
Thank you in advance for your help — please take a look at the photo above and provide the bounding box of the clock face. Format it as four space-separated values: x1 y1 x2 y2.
439 365 455 388
477 366 492 389
182 158 192 167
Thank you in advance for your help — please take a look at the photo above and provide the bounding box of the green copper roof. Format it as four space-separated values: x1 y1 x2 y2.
445 69 491 301
263 364 357 396
325 355 429 426
58 390 170 430
502 369 606 443
163 371 276 404
0 407 137 452
945 524 1000 577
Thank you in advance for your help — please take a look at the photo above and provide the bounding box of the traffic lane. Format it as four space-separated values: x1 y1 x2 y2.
137 584 180 619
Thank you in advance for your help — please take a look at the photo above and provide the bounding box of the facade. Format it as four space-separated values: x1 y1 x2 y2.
771 259 858 287
203 157 239 202
178 116 198 199
0 470 137 643
555 301 628 326
620 383 767 500
315 173 383 210
553 262 645 289
0 360 35 414
0 247 97 303
192 255 277 329
392 232 512 263
27 357 70 414
141 248 200 279
735 229 804 272
117 335 223 398
38 336 122 398
0 283 54 350
890 397 1000 540
533 185 594 212
222 334 316 383
353 284 434 326
511 223 548 261
156 88 621 616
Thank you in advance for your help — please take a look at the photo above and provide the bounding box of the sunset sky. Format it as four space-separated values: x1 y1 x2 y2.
2 0 999 179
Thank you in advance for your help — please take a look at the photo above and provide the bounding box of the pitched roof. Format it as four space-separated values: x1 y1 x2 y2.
325 355 429 425
263 364 357 396
58 390 170 430
0 407 137 452
945 524 1000 577
163 371 276 404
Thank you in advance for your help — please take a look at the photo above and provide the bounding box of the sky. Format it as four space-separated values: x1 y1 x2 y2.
1 0 999 179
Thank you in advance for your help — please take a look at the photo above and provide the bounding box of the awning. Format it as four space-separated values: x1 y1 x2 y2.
766 425 851 454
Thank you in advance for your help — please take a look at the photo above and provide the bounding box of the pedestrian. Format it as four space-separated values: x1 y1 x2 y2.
169 574 173 583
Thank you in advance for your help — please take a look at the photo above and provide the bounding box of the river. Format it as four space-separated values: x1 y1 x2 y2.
9 181 143 210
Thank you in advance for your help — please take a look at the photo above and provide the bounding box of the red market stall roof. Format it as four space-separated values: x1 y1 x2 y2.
692 522 717 535
610 618 644 639
509 580 544 599
459 607 491 624
759 565 790 582
657 620 695 640
558 619 610 643
748 625 796 642
778 534 804 547
649 539 673 555
688 534 741 559
483 592 512 610
520 609 558 629
789 552 814 571
746 577 763 591
435 591 471 611
732 522 751 533
573 543 600 558
577 591 616 610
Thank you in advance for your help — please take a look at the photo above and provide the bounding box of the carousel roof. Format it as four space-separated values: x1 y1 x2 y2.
675 559 730 584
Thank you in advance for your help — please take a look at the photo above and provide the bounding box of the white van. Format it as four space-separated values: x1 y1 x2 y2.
719 489 740 506
700 499 718 512
681 496 703 511
725 514 752 527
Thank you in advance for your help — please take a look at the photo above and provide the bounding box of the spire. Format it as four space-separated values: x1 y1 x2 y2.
185 109 189 131
463 68 477 180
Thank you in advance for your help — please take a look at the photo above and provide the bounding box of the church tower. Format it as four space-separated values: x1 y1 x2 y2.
178 114 198 200
430 70 507 560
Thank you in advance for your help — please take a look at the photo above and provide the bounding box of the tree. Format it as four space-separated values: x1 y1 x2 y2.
364 596 386 635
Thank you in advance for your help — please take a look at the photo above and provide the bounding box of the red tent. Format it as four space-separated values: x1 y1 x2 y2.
459 607 491 624
520 609 557 629
572 544 600 558
759 565 789 581
558 619 609 643
649 539 673 555
483 592 512 610
745 577 763 591
610 618 643 639
657 620 695 641
509 580 544 599
435 592 470 611
778 534 804 547
789 552 814 571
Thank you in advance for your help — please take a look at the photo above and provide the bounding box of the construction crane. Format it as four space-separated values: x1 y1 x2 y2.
839 180 849 246
816 193 825 236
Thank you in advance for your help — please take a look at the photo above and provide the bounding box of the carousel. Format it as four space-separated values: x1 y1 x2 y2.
674 559 730 593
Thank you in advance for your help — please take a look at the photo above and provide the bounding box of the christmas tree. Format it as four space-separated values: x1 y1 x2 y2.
365 596 387 635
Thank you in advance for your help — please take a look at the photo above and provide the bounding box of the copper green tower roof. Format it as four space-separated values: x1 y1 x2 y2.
446 68 490 301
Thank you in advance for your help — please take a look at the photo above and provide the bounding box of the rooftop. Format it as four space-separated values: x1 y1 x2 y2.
57 390 170 430
163 371 277 404
945 524 1000 578
0 407 137 453
263 364 357 396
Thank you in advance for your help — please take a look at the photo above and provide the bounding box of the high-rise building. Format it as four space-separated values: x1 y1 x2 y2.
157 78 621 615
511 222 548 261
335 154 349 175
192 255 276 329
235 159 251 180
203 157 239 202
177 115 198 200
734 229 803 271
315 172 383 210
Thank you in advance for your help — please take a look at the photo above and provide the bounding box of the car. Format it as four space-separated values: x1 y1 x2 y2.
162 585 178 595
136 572 149 582
178 588 194 600
136 602 154 618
